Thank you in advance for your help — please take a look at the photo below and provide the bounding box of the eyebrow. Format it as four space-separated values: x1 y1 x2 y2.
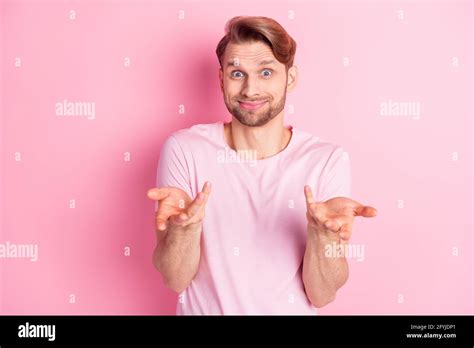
226 59 277 68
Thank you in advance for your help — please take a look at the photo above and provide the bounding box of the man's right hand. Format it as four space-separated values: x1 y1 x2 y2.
147 182 212 232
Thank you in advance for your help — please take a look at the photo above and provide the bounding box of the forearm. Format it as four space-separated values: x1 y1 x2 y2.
302 229 349 308
153 222 202 293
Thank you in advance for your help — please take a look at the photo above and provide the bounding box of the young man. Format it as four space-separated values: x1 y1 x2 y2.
147 16 377 315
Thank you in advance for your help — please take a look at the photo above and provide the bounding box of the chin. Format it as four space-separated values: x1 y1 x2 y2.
236 114 274 127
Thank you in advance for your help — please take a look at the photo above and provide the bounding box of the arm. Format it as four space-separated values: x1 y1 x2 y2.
303 147 352 307
302 186 377 308
149 135 210 293
302 222 349 307
153 220 202 293
148 182 212 294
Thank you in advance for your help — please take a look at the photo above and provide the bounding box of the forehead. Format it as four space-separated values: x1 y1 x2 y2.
224 41 281 68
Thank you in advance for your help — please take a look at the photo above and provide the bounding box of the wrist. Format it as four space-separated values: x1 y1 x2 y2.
308 224 340 245
168 219 202 236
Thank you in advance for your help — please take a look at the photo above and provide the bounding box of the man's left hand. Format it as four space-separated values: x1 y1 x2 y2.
304 185 378 242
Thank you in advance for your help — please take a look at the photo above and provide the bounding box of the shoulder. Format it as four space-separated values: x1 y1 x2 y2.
291 127 348 162
169 122 220 143
161 122 220 152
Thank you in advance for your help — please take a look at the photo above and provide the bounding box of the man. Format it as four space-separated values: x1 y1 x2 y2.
147 16 377 315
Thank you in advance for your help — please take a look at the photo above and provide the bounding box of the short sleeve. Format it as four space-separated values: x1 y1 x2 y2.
155 135 193 199
316 147 351 202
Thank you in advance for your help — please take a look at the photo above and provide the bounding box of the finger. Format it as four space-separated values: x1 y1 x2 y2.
304 185 315 209
339 219 354 240
169 213 188 225
311 202 329 222
323 214 353 234
185 182 212 220
306 202 329 230
199 181 212 207
354 205 378 218
147 188 170 201
156 213 170 231
201 181 212 196
184 194 206 223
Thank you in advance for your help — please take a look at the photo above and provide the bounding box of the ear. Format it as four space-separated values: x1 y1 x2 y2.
218 68 224 93
286 65 298 93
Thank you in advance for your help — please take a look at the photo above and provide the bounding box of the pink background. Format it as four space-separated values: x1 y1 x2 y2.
1 0 472 314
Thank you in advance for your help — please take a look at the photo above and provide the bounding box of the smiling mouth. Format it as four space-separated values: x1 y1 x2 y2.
238 100 268 111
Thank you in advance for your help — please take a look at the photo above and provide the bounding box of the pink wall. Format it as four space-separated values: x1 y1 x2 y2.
0 0 472 314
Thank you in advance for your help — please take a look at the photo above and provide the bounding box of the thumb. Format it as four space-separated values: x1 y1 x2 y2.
184 182 212 222
354 205 378 217
147 188 170 201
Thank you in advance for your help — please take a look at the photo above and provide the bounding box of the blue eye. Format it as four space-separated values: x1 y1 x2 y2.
231 71 244 78
262 69 272 77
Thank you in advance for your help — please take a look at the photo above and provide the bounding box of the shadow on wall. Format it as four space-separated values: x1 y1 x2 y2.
160 39 230 127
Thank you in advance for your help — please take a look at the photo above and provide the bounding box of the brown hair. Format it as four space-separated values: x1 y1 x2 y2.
216 16 297 71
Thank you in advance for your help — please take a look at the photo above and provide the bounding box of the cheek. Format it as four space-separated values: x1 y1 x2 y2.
266 88 283 101
276 76 289 91
264 77 287 97
223 83 241 100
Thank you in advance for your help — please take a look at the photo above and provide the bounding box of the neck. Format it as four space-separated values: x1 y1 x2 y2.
224 114 292 160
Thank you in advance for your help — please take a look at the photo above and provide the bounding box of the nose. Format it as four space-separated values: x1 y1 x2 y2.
240 75 262 98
